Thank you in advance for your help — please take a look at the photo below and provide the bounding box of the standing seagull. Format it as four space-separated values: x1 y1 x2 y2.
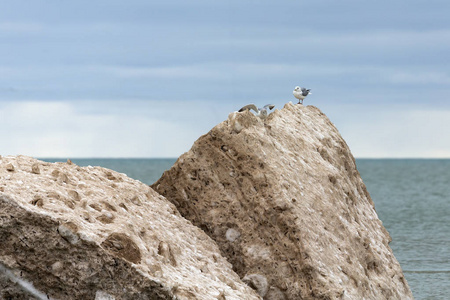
238 104 275 120
293 86 312 104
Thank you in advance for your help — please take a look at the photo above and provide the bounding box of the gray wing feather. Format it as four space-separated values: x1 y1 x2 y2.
301 88 311 96
239 104 259 113
263 104 275 110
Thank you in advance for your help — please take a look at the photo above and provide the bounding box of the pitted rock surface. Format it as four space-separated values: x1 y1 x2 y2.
0 156 260 300
153 103 413 299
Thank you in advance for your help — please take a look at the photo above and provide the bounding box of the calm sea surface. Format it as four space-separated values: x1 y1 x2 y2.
42 158 449 299
356 159 449 300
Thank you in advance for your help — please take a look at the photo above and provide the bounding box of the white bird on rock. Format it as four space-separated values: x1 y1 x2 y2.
238 104 275 120
293 86 312 104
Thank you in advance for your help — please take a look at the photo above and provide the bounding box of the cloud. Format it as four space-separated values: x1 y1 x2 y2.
1 100 449 159
98 65 227 79
200 29 450 51
1 1 449 158
326 104 450 158
4 61 449 87
0 100 221 158
0 22 44 33
387 71 450 85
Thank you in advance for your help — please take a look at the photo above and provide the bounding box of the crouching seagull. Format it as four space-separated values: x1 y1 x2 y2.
293 86 312 104
238 104 275 120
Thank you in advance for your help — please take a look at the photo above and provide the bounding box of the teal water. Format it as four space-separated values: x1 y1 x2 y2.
42 158 449 299
357 159 450 300
41 158 177 185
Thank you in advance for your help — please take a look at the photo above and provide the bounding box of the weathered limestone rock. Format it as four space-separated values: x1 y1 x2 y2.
0 156 260 300
153 103 413 299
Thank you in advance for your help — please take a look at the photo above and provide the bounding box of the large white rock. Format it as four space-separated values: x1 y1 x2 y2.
153 103 414 299
0 155 260 300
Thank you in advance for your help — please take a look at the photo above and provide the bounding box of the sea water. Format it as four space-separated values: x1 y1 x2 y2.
42 158 449 299
357 159 449 300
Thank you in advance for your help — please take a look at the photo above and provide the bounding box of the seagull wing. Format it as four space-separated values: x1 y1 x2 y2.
301 88 311 96
238 104 259 113
263 104 275 110
300 87 307 95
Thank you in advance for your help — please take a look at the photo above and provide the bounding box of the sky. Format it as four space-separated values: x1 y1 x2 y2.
1 0 449 158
